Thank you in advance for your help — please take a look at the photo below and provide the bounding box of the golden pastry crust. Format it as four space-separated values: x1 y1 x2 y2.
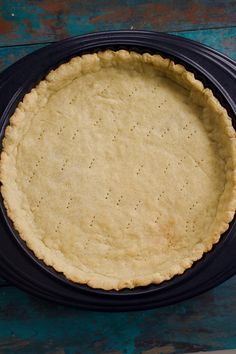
0 50 235 290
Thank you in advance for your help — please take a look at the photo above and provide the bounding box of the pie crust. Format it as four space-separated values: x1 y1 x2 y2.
1 50 235 290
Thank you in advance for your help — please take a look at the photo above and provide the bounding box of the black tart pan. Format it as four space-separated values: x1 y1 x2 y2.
0 31 235 311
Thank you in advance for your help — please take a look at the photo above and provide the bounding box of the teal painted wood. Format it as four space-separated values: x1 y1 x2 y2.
0 44 44 72
0 1 236 353
171 27 236 60
0 27 235 73
0 277 235 353
0 0 236 45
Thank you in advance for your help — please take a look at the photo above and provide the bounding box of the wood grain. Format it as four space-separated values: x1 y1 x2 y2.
0 277 235 353
0 1 236 353
0 27 235 73
0 44 44 72
0 0 236 45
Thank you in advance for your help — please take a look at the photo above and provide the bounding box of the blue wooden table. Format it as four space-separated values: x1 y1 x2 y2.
0 1 236 353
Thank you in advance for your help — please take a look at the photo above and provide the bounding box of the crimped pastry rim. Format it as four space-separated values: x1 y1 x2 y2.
0 50 235 290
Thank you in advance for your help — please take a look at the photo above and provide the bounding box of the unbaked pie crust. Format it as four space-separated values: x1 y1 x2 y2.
1 50 235 290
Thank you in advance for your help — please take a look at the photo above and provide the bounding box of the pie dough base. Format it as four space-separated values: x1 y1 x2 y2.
1 50 235 290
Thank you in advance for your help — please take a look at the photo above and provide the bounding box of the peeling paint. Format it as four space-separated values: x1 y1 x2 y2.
37 1 70 13
0 2 236 354
0 16 15 34
0 0 236 45
142 344 175 354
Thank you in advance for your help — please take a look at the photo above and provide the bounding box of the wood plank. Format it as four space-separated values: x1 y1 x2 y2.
0 5 235 352
0 0 236 46
0 27 235 74
0 276 235 353
171 27 236 60
0 44 44 72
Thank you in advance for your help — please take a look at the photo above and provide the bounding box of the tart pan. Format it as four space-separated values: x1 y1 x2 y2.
0 31 235 311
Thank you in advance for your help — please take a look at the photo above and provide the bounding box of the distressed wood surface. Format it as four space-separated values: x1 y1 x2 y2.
0 27 235 73
0 0 236 45
0 1 236 353
0 277 235 353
